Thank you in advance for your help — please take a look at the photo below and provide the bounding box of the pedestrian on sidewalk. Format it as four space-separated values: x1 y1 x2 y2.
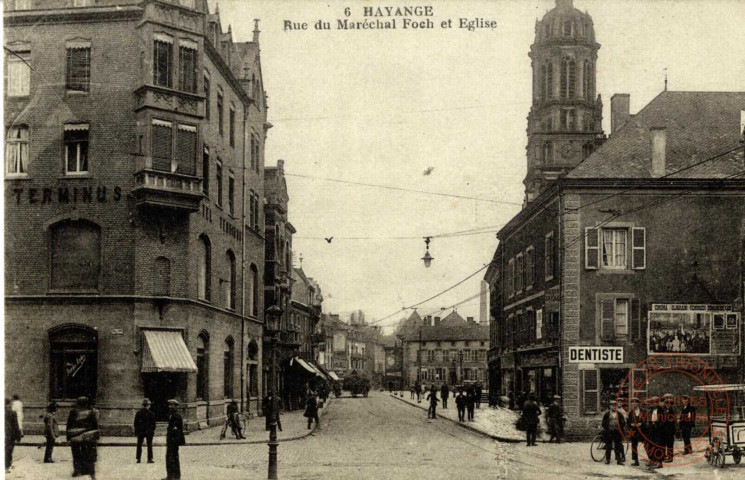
263 394 283 432
475 383 483 409
547 395 565 443
426 385 439 419
602 400 625 465
626 397 644 466
466 387 476 421
440 384 450 409
5 398 22 473
679 395 696 455
42 402 60 463
645 396 664 469
165 399 185 480
134 398 156 464
660 393 676 463
410 384 416 400
304 392 320 430
521 394 541 447
416 381 423 403
226 399 246 439
66 396 100 479
10 394 24 438
455 390 467 422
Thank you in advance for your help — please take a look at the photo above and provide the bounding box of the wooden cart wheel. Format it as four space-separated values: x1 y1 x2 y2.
713 452 726 468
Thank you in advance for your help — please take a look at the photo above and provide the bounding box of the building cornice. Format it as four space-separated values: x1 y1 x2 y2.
4 5 143 25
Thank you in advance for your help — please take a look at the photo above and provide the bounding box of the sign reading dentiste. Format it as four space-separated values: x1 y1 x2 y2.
568 346 623 363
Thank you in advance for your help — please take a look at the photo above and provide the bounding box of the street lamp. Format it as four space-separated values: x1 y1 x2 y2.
265 304 283 480
421 237 434 268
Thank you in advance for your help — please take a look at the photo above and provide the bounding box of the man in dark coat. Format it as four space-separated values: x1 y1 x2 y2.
66 396 99 479
466 387 476 421
455 390 467 422
645 396 663 469
521 394 541 447
626 397 644 466
679 395 696 455
415 381 421 402
546 395 565 443
5 398 22 472
440 384 450 409
43 402 60 463
304 392 320 430
263 394 283 432
134 398 156 464
426 385 439 419
475 383 483 409
602 400 626 465
660 394 676 462
226 400 245 439
165 399 185 480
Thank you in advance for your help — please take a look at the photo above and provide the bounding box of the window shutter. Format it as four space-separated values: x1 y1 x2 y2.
583 370 598 414
632 227 646 270
631 298 640 341
585 227 599 269
151 123 172 171
600 299 615 341
176 127 196 175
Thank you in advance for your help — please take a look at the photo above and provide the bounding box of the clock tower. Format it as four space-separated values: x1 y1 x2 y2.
523 0 604 205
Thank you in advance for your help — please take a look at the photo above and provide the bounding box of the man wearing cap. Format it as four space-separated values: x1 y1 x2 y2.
645 396 663 469
547 395 565 443
660 394 677 463
164 399 185 480
521 394 541 447
134 399 156 464
679 395 696 455
626 397 644 466
602 400 626 465
42 402 60 463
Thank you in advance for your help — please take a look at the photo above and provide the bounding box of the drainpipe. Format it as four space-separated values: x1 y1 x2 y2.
239 108 248 413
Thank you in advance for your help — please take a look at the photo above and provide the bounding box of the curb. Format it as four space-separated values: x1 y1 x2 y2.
391 394 522 444
19 398 332 448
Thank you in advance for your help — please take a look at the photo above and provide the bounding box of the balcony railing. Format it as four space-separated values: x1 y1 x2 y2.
132 168 203 212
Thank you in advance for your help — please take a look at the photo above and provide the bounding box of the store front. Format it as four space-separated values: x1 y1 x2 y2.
520 350 559 405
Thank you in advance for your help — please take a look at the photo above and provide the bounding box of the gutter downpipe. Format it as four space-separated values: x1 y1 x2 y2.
240 108 248 413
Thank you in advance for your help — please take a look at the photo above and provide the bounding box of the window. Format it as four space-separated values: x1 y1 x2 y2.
632 228 646 269
217 89 224 136
253 193 260 230
6 50 30 97
463 349 472 362
602 229 627 268
5 125 29 176
250 264 259 316
178 41 197 93
582 369 598 414
198 235 211 301
515 254 524 294
442 349 449 362
204 72 211 120
614 299 629 337
175 125 197 175
228 175 235 216
229 105 235 147
525 247 535 288
50 326 97 400
540 64 547 99
215 160 223 206
202 147 210 196
248 191 255 229
427 350 435 363
563 21 573 37
50 220 101 291
223 338 234 398
600 298 637 341
151 119 172 172
582 142 594 158
64 123 88 175
153 256 171 296
507 258 514 298
560 58 576 98
542 60 553 99
561 109 575 131
66 43 91 93
226 250 236 310
542 141 553 165
584 61 593 100
153 34 173 87
196 334 209 400
545 231 555 280
536 309 543 340
251 135 260 173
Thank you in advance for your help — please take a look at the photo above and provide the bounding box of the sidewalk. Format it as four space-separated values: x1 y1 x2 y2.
19 397 334 447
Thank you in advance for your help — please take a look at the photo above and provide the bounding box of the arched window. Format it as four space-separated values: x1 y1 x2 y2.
583 142 594 159
247 340 259 397
561 58 576 98
584 61 593 100
50 219 101 291
543 61 553 99
540 64 547 99
223 337 234 399
49 325 98 400
250 264 259 316
226 250 236 310
543 141 554 165
153 256 171 296
198 235 211 301
563 21 573 37
196 333 209 400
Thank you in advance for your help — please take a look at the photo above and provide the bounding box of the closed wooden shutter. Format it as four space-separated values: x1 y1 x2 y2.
631 298 641 341
585 227 599 269
632 227 646 269
600 299 615 341
152 121 172 171
176 126 196 175
583 369 598 414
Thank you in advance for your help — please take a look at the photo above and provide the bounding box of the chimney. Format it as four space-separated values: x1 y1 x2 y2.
253 19 261 43
650 127 667 177
434 317 440 327
467 317 474 325
611 94 630 134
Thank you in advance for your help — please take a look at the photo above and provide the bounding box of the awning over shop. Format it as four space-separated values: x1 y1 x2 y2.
328 371 341 381
293 357 318 375
141 330 198 373
311 362 334 382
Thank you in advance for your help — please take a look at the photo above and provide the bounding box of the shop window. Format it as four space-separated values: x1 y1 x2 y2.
50 326 98 400
64 123 89 175
153 256 171 296
66 42 91 93
50 219 101 291
582 369 598 414
197 235 211 302
6 49 30 97
153 34 173 88
600 369 630 411
223 338 234 399
196 333 209 400
5 125 29 176
178 41 197 93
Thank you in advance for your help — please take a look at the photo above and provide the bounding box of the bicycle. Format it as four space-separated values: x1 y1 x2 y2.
219 412 249 440
590 432 629 462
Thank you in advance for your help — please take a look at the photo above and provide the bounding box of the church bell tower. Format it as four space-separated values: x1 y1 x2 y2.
523 0 604 205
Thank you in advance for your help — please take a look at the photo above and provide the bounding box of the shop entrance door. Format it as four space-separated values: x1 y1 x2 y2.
144 373 183 421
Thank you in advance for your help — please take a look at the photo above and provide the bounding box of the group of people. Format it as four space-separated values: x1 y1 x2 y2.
603 393 696 469
518 394 566 446
649 328 709 353
417 383 480 423
133 397 187 480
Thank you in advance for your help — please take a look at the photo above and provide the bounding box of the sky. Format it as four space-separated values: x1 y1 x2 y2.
211 0 745 334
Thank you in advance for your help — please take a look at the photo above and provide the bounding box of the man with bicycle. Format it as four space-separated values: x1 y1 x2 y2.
602 400 626 465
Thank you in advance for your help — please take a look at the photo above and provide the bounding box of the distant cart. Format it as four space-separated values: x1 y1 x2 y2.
342 370 371 397
693 384 745 467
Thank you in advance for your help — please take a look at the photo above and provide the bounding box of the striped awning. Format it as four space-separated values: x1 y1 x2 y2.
328 371 341 381
141 330 198 373
293 357 318 375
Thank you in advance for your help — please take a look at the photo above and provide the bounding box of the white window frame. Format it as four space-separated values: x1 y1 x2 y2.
5 125 30 177
614 298 629 337
63 123 90 176
601 228 628 269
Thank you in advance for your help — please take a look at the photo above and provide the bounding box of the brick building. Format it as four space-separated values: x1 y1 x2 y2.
4 0 268 434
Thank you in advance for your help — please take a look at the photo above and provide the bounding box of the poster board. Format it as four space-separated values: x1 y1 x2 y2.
648 304 740 356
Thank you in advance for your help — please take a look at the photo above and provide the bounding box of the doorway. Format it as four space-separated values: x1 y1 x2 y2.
143 373 185 421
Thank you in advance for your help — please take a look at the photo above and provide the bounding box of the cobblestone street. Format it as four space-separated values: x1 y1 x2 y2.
7 392 745 479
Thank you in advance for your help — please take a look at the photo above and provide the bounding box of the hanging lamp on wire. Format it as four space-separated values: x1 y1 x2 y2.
421 237 434 268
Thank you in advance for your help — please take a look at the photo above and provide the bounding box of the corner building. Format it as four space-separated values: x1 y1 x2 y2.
4 0 269 434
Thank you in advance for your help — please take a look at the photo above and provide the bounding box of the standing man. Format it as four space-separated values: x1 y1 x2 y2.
66 396 99 479
426 385 439 419
134 398 156 464
466 387 476 421
475 383 483 409
521 394 541 447
602 400 626 465
10 394 23 438
679 395 696 455
5 398 22 473
226 400 245 439
165 399 185 480
646 396 664 469
440 384 450 409
304 392 320 430
455 390 467 422
546 395 565 443
626 397 644 466
661 393 676 463
43 402 60 464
